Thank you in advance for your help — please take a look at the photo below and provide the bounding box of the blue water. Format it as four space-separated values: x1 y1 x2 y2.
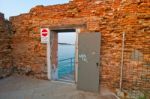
58 45 75 60
57 33 76 80
58 44 75 79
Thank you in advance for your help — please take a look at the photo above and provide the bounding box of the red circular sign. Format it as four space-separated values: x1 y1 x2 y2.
41 29 48 37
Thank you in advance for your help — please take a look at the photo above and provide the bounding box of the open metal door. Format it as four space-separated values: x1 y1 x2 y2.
77 32 101 92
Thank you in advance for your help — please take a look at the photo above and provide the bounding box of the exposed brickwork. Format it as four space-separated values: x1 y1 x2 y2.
51 32 58 68
9 0 149 94
0 12 12 78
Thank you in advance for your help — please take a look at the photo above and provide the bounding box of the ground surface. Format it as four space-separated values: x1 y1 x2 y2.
0 75 118 99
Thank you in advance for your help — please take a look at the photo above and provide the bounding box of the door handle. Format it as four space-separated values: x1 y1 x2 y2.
96 63 99 67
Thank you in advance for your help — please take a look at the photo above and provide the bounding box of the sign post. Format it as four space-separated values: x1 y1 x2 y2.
40 28 49 43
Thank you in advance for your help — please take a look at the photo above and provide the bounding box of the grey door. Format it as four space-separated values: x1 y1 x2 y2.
77 32 101 92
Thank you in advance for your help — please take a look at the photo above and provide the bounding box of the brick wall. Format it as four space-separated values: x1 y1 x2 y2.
10 0 149 93
0 12 12 78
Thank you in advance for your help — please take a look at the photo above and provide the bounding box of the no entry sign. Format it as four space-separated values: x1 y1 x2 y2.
40 28 49 43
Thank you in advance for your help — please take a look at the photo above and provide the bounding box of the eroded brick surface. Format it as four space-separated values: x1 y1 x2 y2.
9 0 150 93
0 13 12 78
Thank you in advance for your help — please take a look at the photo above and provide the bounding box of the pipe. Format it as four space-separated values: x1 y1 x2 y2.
120 32 125 91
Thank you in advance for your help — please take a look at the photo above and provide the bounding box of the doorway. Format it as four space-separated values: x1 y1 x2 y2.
57 32 76 82
48 29 101 92
50 29 77 83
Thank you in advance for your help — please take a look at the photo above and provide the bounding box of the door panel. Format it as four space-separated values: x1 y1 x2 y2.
77 32 101 92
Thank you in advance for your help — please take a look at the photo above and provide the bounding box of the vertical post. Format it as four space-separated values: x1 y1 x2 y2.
47 30 51 80
120 32 125 91
71 58 73 72
75 29 79 83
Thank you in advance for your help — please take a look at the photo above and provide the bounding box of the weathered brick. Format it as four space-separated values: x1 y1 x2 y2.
7 0 150 94
0 13 12 78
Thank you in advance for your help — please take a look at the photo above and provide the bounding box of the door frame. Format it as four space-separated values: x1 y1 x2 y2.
47 28 79 83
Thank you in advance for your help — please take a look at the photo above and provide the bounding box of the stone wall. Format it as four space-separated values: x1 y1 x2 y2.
0 12 12 78
10 0 149 93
